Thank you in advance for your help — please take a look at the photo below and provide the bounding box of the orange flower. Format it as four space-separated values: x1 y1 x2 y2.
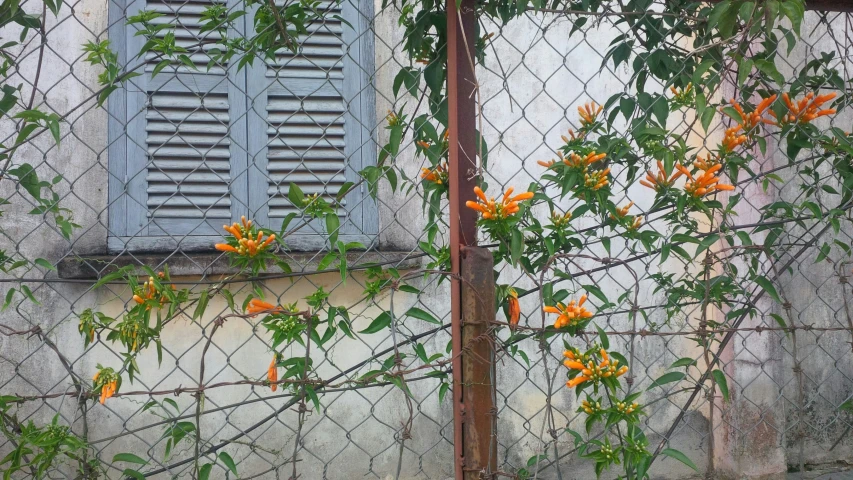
578 102 603 126
584 168 610 190
544 295 594 329
670 82 693 100
610 201 634 220
561 128 584 143
268 355 279 392
507 288 520 330
725 95 777 132
465 186 534 220
628 217 642 231
677 163 735 197
216 217 276 257
565 151 606 169
639 161 684 192
386 110 400 126
537 158 556 168
421 162 448 184
550 210 572 227
693 154 719 171
773 91 836 124
563 347 628 389
247 298 284 316
721 125 747 152
417 140 431 149
99 380 117 404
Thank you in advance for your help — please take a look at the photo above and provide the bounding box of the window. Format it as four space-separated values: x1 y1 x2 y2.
107 0 376 253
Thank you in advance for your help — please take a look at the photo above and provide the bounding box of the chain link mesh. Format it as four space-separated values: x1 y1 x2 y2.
1 0 853 478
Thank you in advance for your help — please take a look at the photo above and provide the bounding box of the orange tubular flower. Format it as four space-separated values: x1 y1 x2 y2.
268 355 279 392
677 163 735 197
247 298 284 316
216 217 276 257
775 91 837 124
584 168 610 190
551 210 572 228
421 162 448 184
507 288 520 330
561 128 584 143
726 95 777 132
465 186 534 220
416 140 431 149
639 161 684 192
693 154 719 171
610 201 634 220
563 348 628 389
721 126 747 153
544 295 594 329
565 151 607 169
99 380 117 404
670 82 693 100
537 159 556 169
578 102 603 126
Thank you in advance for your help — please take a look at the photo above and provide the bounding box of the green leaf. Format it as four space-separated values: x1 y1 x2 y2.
754 275 782 304
581 284 608 306
405 307 441 325
199 463 212 480
510 229 523 265
670 357 697 369
193 290 210 321
34 258 56 271
661 448 699 472
712 369 729 402
595 324 609 349
647 372 685 390
287 182 304 208
113 453 147 465
218 452 238 476
122 469 146 480
360 311 391 334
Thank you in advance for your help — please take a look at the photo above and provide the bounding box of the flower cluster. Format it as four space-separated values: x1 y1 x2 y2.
420 162 448 185
550 210 572 227
132 272 174 309
563 348 628 389
215 217 276 257
465 186 534 220
725 95 776 132
721 125 747 152
544 295 593 329
639 161 683 192
581 398 603 415
677 163 734 197
578 102 603 127
774 91 836 124
693 154 719 171
670 82 693 102
584 167 611 191
92 367 119 405
615 400 639 414
247 298 285 316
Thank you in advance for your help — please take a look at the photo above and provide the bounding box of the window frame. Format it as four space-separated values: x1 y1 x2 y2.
107 0 377 253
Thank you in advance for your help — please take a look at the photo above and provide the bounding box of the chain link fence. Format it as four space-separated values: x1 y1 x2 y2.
1 0 853 478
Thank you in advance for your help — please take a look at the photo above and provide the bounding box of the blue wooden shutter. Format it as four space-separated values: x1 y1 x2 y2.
108 0 248 252
246 0 376 250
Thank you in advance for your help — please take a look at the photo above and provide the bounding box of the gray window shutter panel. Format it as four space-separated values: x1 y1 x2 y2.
108 0 248 252
246 0 377 251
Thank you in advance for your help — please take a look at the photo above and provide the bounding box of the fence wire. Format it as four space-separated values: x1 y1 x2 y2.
1 0 853 479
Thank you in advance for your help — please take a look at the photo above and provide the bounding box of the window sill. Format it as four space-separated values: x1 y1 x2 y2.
57 250 425 280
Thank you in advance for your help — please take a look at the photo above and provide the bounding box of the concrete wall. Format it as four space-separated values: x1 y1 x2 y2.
2 2 853 479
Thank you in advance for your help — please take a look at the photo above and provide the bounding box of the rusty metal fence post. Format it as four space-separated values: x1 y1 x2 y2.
447 0 496 477
460 246 498 478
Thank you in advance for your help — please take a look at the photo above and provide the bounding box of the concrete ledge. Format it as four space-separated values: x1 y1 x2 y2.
57 250 425 280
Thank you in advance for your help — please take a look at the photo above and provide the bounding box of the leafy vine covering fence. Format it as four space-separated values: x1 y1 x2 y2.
2 0 853 478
